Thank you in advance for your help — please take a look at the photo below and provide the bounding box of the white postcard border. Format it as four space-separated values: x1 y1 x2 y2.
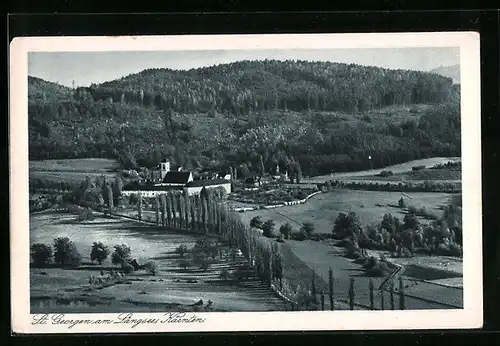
10 32 482 333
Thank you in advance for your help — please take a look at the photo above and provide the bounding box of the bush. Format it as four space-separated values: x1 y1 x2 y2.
178 259 192 270
250 216 263 229
362 256 379 270
53 237 81 266
398 197 406 209
290 230 307 241
175 244 189 257
30 243 53 266
276 233 286 243
262 219 276 238
121 262 134 274
219 268 230 281
301 222 315 238
408 205 417 214
379 170 394 177
90 242 109 265
279 223 293 239
144 261 159 275
366 262 390 277
412 165 426 171
77 208 95 221
111 244 132 266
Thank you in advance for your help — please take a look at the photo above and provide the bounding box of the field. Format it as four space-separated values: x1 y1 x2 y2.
303 157 461 183
30 212 287 313
238 189 454 232
236 188 463 309
353 168 461 182
30 158 120 183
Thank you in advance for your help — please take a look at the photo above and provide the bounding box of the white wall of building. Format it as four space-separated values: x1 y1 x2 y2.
184 183 231 196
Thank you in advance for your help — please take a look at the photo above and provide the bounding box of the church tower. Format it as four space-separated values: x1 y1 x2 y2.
160 159 171 180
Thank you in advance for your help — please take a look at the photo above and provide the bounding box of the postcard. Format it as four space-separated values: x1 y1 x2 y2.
10 32 482 333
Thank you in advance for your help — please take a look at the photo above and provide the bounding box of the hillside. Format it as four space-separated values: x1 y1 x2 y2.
430 65 460 84
28 60 461 177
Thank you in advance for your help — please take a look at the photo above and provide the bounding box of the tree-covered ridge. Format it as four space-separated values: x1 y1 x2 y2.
28 59 460 176
28 76 74 102
94 59 457 115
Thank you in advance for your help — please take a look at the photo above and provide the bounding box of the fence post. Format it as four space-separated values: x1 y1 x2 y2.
328 267 334 311
138 194 142 222
390 280 395 310
320 290 325 311
380 289 385 310
311 270 317 304
348 277 355 310
399 276 406 310
155 194 160 226
369 278 374 310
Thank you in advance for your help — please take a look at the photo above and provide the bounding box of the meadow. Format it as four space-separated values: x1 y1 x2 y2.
29 158 120 183
30 212 287 313
237 189 454 233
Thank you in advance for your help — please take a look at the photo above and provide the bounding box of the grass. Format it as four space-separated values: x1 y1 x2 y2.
354 168 461 182
30 158 120 184
30 212 287 313
238 188 453 234
304 157 461 183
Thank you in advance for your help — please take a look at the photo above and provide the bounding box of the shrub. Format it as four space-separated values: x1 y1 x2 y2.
366 262 390 277
398 197 406 209
276 233 286 243
121 262 134 274
290 230 307 241
412 165 426 171
407 205 417 214
379 170 394 177
53 237 81 266
175 244 189 257
262 219 276 238
250 216 263 229
145 261 159 275
301 222 315 238
77 208 95 221
178 259 192 270
90 242 109 265
219 268 230 281
111 244 132 266
362 256 379 270
30 243 53 266
279 223 293 239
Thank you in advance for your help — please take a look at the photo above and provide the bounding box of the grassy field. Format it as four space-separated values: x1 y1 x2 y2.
238 188 453 233
353 168 461 182
304 157 461 183
30 212 287 313
30 158 120 183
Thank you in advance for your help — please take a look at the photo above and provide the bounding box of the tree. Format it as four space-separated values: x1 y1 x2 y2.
262 219 276 238
279 223 293 239
53 237 81 266
90 242 109 265
259 155 265 178
111 244 131 266
30 243 53 266
398 197 406 208
332 212 362 239
301 222 315 238
175 244 189 257
250 216 263 229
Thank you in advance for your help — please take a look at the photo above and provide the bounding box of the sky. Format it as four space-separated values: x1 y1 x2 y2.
28 47 460 88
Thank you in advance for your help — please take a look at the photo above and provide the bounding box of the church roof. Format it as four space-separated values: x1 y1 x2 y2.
162 171 192 184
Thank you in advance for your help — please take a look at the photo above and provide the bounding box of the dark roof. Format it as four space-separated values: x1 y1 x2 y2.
162 171 192 184
123 181 183 192
185 178 230 188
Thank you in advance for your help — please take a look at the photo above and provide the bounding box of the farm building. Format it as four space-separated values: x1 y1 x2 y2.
184 178 231 196
122 158 231 197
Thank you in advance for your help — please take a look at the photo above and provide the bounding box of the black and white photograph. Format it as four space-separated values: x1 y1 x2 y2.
10 33 482 333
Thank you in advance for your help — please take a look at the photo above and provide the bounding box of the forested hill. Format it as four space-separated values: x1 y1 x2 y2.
28 60 461 177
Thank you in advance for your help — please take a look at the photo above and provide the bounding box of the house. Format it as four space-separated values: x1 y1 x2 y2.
184 178 231 196
155 171 193 187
